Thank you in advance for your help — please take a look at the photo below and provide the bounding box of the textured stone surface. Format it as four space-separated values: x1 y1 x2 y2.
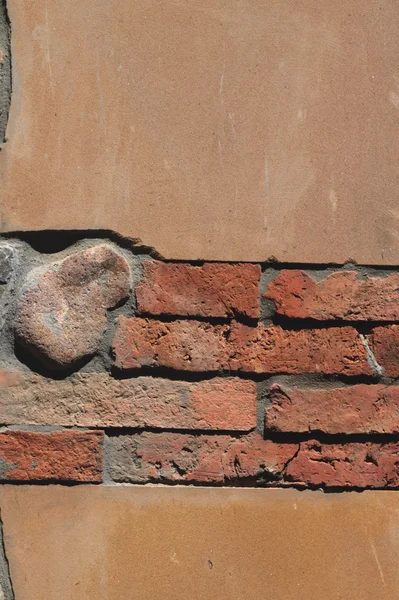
112 317 371 375
137 261 261 318
2 487 399 600
14 245 131 367
0 430 103 481
266 384 399 434
108 431 297 484
2 1 399 265
286 440 399 489
264 270 399 321
0 371 256 430
370 325 399 378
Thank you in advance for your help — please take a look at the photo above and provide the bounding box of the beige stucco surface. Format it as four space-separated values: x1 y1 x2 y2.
0 486 398 599
1 0 399 262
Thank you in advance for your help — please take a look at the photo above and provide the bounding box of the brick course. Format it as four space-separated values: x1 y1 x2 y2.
107 432 298 484
112 317 371 375
137 260 261 319
0 430 103 481
266 384 399 434
0 371 256 431
286 441 399 489
264 270 399 321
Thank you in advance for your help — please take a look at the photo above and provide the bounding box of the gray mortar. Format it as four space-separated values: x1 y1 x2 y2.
0 512 14 600
0 0 10 148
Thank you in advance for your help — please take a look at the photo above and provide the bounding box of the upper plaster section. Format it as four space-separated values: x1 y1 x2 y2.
0 0 398 263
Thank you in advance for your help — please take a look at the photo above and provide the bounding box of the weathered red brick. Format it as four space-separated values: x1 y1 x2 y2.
137 260 260 319
0 371 256 431
107 431 298 484
286 441 399 488
227 322 370 375
112 316 371 375
0 430 103 481
369 325 399 378
264 270 399 320
266 384 399 434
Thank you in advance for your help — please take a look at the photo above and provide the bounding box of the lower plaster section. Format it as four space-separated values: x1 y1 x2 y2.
0 486 399 600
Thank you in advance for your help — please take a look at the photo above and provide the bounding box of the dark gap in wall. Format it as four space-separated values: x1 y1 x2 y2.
0 0 11 149
0 479 101 487
135 311 258 326
0 508 14 600
14 338 95 379
263 431 399 444
1 230 163 257
105 427 250 438
110 365 384 385
271 315 395 332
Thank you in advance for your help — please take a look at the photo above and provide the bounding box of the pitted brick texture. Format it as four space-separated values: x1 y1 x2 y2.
0 430 103 481
0 371 256 431
264 270 399 321
108 431 297 484
14 245 131 368
112 317 370 375
286 441 399 489
137 261 261 318
266 384 399 434
369 325 399 378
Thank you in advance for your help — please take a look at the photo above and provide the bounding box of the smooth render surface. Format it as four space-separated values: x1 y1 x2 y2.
0 0 398 262
0 486 398 599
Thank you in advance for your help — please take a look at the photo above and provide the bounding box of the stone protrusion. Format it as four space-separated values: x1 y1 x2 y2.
14 245 131 368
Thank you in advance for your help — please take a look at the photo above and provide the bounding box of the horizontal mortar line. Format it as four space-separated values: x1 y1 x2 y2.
110 367 385 384
104 426 257 437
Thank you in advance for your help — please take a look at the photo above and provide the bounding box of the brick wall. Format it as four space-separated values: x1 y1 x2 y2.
0 235 398 489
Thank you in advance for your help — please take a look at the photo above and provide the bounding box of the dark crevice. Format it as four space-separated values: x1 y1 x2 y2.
135 311 258 326
14 337 95 379
0 508 14 600
270 314 396 332
105 427 250 438
0 0 11 149
111 365 387 384
1 230 164 258
264 431 399 444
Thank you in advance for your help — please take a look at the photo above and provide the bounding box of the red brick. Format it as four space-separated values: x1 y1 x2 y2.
266 384 399 434
286 441 399 488
0 430 103 481
264 270 399 320
112 316 371 376
227 322 370 375
369 325 399 378
107 431 298 484
0 371 256 431
137 261 260 319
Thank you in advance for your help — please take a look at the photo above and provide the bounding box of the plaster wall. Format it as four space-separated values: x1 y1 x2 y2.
0 0 398 262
